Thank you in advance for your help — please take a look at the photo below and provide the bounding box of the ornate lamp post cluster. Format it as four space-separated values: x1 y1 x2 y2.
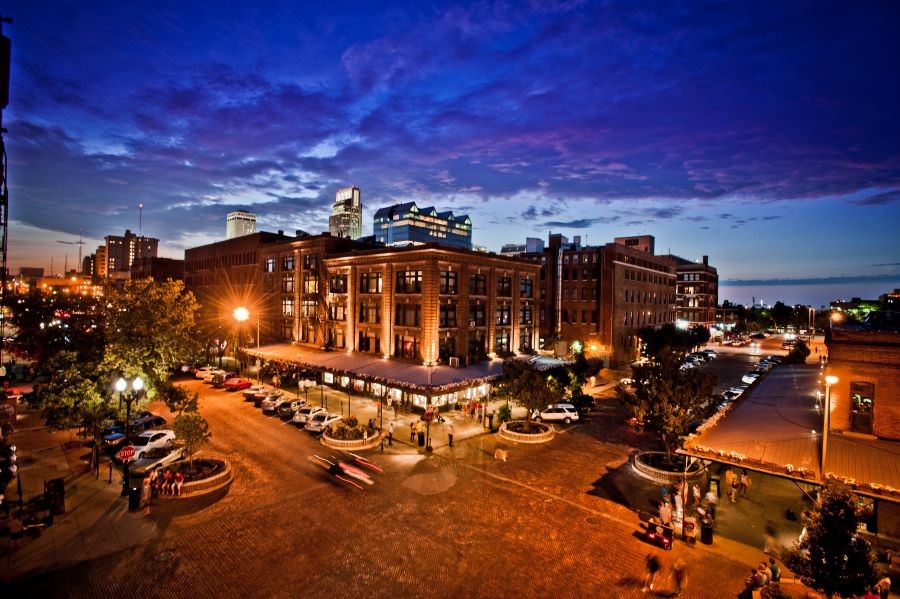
115 376 144 497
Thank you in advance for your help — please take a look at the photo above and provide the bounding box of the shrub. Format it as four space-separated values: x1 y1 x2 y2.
496 403 512 423
329 418 368 440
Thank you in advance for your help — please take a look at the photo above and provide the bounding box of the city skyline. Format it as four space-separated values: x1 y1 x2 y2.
3 2 899 302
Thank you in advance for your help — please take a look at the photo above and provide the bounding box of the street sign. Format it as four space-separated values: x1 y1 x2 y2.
117 445 135 461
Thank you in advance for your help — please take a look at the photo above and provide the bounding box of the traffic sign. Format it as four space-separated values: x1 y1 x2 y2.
117 445 135 461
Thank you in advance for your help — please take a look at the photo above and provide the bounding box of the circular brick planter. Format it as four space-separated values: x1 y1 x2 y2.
321 430 383 451
631 451 706 484
161 458 234 499
497 421 555 444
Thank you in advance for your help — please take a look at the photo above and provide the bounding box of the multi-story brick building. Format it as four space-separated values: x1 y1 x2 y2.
664 254 718 327
184 231 539 366
522 233 676 365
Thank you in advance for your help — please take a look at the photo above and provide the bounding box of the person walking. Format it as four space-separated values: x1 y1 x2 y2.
659 500 673 526
446 422 455 447
409 421 416 442
387 421 394 446
415 419 425 447
739 470 752 497
642 553 661 593
672 558 688 596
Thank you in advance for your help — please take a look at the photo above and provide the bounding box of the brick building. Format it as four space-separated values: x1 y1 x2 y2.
522 233 676 365
664 254 718 327
184 232 539 366
826 326 900 440
131 257 184 282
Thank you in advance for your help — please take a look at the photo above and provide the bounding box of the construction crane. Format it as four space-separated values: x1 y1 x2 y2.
57 234 85 271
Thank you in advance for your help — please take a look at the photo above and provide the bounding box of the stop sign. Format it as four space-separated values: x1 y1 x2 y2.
117 445 135 461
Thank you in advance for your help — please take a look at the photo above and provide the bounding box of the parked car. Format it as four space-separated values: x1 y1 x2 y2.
253 389 277 408
533 404 580 424
569 394 596 414
212 371 238 387
722 388 745 401
741 372 763 385
293 406 326 427
223 377 253 391
118 429 176 461
755 361 774 372
203 369 226 383
260 391 287 413
194 366 216 379
304 412 342 433
130 445 186 475
242 385 267 401
688 352 709 362
278 399 307 419
700 349 718 359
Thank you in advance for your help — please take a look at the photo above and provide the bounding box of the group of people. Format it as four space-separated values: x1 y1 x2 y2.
738 558 781 598
643 554 688 595
657 480 717 528
726 468 752 503
147 467 185 497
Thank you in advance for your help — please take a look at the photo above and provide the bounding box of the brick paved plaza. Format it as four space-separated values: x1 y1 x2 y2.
7 378 767 598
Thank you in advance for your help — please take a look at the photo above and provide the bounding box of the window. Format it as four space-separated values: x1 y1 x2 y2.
469 303 486 327
495 304 511 325
301 300 317 318
359 302 380 324
281 273 294 293
263 258 275 273
439 304 457 328
497 277 512 297
282 256 294 271
329 274 348 294
395 334 419 359
520 305 533 325
303 254 318 270
520 278 533 298
329 327 345 349
303 273 318 294
439 271 458 294
495 330 510 354
282 298 294 317
470 274 487 295
849 382 874 434
439 337 456 362
328 304 346 321
360 272 382 294
395 303 421 327
396 270 422 294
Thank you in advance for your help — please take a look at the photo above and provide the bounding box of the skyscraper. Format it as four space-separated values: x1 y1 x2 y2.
328 186 362 239
226 211 257 239
104 229 159 276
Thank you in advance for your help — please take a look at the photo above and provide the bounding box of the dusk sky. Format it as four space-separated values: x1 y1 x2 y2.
4 1 899 304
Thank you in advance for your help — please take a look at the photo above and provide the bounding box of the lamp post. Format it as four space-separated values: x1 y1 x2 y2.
234 306 260 378
115 376 144 497
822 375 839 479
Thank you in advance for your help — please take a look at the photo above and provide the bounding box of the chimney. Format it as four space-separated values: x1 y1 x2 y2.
702 255 708 266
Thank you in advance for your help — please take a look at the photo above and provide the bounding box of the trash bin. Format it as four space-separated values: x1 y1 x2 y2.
128 487 142 510
44 477 66 515
487 414 494 430
700 518 714 544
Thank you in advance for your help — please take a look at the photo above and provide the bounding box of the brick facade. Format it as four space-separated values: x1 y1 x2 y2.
826 328 900 441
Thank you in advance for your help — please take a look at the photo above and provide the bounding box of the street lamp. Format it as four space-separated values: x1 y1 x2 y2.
233 306 259 348
822 375 838 478
115 375 144 497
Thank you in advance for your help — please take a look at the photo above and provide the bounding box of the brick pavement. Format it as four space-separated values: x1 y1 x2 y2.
2 379 835 597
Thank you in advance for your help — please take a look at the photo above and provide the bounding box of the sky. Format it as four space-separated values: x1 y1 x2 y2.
3 1 899 305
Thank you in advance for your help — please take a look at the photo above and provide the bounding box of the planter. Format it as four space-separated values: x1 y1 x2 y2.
497 421 554 444
632 451 706 485
321 430 383 451
161 458 233 499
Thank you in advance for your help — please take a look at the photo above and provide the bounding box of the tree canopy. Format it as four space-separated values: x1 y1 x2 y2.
617 351 716 461
639 323 710 360
497 358 559 425
783 482 878 598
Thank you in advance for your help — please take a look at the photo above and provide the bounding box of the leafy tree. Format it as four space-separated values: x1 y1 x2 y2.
783 340 811 364
39 351 110 433
497 358 559 426
173 411 212 464
782 482 878 598
617 351 716 462
639 323 710 360
104 278 201 391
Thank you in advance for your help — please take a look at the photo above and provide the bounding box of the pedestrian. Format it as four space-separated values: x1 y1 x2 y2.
387 421 394 446
875 575 891 599
759 560 772 585
767 557 780 583
642 553 661 592
173 471 185 496
739 470 752 497
410 421 416 442
392 403 397 418
140 476 152 513
415 419 425 447
161 469 174 495
446 422 455 447
704 489 718 520
672 558 688 596
692 484 701 508
659 500 672 526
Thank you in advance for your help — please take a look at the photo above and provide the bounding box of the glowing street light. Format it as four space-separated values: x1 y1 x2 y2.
233 306 259 348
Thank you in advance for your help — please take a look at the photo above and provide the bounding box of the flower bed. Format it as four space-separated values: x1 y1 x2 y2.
632 451 706 484
498 421 554 444
159 458 233 499
321 429 383 451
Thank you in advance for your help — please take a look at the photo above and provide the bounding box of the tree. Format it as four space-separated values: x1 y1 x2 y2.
173 411 212 464
497 358 558 426
103 278 201 391
784 340 811 364
617 351 716 462
39 351 110 433
782 482 878 598
639 323 710 360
